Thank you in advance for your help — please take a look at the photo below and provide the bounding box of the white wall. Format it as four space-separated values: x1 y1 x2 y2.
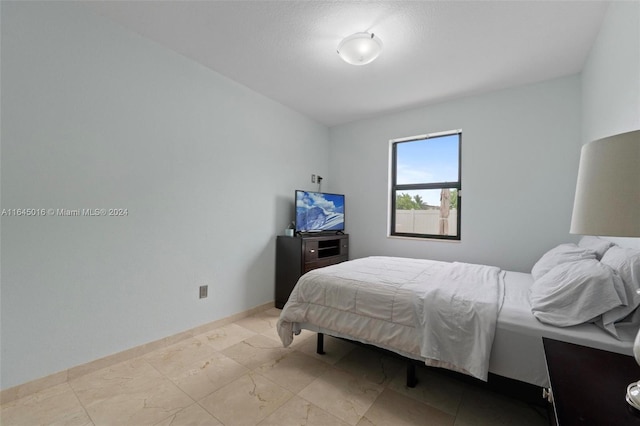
582 1 640 143
329 76 582 272
0 2 329 390
581 1 640 250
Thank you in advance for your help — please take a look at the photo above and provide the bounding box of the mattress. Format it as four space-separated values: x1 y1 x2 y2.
280 260 634 388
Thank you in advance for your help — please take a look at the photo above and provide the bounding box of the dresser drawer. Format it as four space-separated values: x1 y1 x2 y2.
304 255 348 273
303 240 319 261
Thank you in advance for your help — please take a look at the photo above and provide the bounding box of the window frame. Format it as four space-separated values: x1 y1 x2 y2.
388 130 462 240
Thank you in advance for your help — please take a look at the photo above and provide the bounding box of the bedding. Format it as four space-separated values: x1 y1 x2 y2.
529 242 640 340
530 258 625 327
414 261 504 380
491 271 633 387
578 235 614 260
598 246 640 340
601 246 640 290
277 252 636 388
277 256 503 381
530 243 596 281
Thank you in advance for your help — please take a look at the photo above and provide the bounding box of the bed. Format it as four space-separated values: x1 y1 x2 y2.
277 237 640 388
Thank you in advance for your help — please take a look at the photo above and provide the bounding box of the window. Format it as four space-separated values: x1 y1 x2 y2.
389 130 461 240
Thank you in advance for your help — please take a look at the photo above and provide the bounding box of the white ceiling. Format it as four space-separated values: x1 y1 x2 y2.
83 1 609 127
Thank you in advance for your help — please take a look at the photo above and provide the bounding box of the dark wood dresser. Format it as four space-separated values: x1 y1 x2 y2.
275 234 348 308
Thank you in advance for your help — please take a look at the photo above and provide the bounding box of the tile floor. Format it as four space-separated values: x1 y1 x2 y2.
1 308 549 425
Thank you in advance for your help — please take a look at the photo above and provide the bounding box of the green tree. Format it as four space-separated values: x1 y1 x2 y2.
396 193 419 210
413 195 426 209
450 189 458 209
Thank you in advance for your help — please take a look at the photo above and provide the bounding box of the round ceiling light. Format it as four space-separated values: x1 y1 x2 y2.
337 32 383 66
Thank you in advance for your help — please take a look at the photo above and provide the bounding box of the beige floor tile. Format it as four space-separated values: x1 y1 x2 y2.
235 309 280 334
335 346 404 386
168 352 249 401
154 403 222 426
262 325 315 349
454 386 548 426
261 322 286 343
196 323 257 351
2 313 549 426
198 372 293 426
296 334 357 364
144 337 219 377
290 329 317 348
0 382 92 426
259 395 351 426
298 367 384 426
221 334 291 370
387 365 465 416
256 350 330 393
70 359 193 425
70 358 161 401
358 388 455 426
264 307 282 316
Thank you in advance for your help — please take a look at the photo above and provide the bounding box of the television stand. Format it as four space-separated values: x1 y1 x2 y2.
296 230 344 237
275 233 349 308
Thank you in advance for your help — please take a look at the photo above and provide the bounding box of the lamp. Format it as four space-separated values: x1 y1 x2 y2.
570 129 640 237
337 32 383 65
569 129 640 410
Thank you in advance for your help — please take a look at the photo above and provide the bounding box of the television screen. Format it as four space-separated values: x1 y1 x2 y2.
295 190 345 232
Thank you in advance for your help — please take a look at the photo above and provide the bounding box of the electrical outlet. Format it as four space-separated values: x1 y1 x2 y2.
311 174 316 183
199 285 208 299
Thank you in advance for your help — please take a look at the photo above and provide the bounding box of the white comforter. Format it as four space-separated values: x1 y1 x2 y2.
277 256 505 381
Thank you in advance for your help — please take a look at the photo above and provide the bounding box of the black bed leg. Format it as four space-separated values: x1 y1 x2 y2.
406 361 417 388
316 333 325 355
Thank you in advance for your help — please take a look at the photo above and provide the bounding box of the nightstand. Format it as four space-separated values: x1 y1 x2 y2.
543 337 640 425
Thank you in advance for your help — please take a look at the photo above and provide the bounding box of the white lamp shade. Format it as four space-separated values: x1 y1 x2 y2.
570 129 640 237
337 32 383 65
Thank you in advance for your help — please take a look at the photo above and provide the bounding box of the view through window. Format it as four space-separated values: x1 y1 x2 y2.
389 130 461 239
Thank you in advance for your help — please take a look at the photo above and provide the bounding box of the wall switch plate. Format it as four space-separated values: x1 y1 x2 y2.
199 285 208 299
311 174 316 183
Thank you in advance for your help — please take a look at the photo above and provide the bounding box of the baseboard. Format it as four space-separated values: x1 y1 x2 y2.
0 301 274 405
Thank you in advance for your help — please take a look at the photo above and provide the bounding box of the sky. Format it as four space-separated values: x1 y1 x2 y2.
395 134 459 206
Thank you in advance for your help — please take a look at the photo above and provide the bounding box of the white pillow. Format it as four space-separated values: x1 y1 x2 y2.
598 246 640 339
531 243 597 281
530 259 624 327
601 246 640 289
578 236 614 260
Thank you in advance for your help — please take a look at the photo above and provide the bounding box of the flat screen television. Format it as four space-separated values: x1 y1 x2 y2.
295 190 345 233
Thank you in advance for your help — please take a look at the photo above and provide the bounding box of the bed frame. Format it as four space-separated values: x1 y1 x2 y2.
315 332 419 387
313 331 546 409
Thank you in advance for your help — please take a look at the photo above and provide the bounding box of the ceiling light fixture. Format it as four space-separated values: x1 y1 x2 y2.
337 32 383 66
